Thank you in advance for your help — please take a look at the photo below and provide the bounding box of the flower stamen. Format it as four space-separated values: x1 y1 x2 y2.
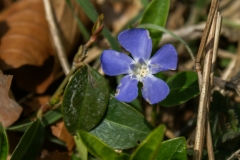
130 61 150 81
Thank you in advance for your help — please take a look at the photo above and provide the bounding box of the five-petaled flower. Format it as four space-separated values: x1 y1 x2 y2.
100 28 178 104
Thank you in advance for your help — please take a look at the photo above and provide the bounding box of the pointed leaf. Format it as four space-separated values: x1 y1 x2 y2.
8 108 62 132
156 137 188 160
62 64 109 134
0 122 8 160
90 96 152 149
160 71 199 106
74 133 88 160
11 118 44 160
140 0 169 45
130 124 165 160
79 130 130 160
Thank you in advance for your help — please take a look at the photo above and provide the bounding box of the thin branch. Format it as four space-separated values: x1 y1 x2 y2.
43 0 71 75
194 6 218 160
213 76 240 90
206 12 222 160
195 0 219 64
227 149 240 160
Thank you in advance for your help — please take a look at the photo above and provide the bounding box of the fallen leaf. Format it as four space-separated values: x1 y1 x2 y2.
51 121 75 153
0 70 22 128
0 0 14 10
0 0 88 93
0 0 55 70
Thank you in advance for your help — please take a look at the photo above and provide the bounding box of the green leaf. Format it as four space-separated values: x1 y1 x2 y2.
0 123 8 160
74 133 88 160
140 0 149 8
90 95 152 149
75 0 120 51
160 71 199 107
66 0 90 40
138 23 195 62
79 130 130 160
140 0 169 47
157 137 188 160
11 118 44 160
8 108 62 132
130 124 165 160
62 64 109 134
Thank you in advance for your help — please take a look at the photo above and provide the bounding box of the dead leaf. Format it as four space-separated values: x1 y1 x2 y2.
0 70 22 128
0 0 88 93
51 121 75 153
0 0 55 70
0 0 14 11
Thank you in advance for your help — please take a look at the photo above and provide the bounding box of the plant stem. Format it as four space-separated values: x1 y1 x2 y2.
151 104 158 127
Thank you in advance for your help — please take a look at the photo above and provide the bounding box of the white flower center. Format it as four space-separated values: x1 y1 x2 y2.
136 65 149 79
130 59 150 81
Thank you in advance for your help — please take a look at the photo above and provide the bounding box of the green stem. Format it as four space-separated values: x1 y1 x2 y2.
151 104 158 127
49 65 82 107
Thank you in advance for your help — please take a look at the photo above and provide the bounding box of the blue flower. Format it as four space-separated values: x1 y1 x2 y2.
100 28 178 104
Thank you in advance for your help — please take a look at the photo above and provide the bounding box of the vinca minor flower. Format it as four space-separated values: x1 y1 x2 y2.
100 28 177 104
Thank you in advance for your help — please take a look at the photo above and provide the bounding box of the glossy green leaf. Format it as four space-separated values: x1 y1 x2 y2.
140 0 169 47
138 23 195 62
74 132 88 160
157 137 188 160
62 64 109 134
90 95 152 149
0 122 8 160
79 130 130 160
11 118 44 160
8 108 62 132
160 71 199 107
75 0 120 51
130 124 165 160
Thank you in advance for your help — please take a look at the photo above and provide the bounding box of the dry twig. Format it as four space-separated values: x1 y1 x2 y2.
43 0 71 75
206 12 222 160
194 0 219 159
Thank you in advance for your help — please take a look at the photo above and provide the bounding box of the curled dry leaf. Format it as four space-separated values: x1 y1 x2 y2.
51 121 75 153
0 70 22 128
0 0 55 70
0 0 86 93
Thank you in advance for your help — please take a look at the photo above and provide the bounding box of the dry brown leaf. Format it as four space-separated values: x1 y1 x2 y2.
0 70 22 128
0 0 87 93
0 0 55 70
51 121 75 152
0 0 14 10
